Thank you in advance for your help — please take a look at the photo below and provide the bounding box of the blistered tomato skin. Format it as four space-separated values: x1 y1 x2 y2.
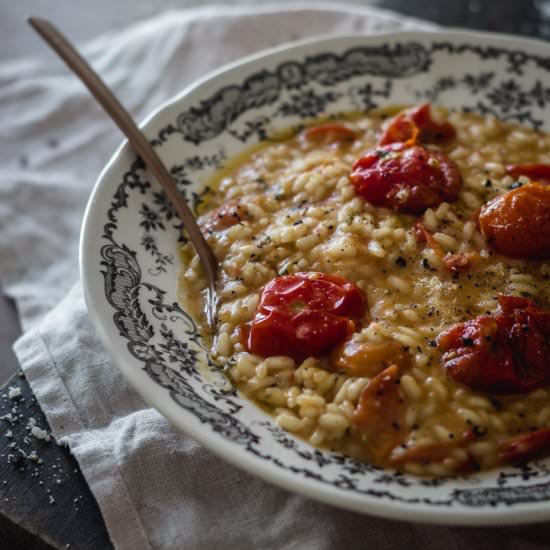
437 296 550 395
378 116 419 147
203 201 248 231
506 163 550 183
350 144 462 214
302 123 357 144
354 365 408 461
379 103 456 146
247 308 353 360
246 272 366 361
478 182 550 260
259 272 364 318
499 428 550 463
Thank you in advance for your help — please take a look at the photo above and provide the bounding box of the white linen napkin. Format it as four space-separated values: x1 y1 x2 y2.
3 4 549 549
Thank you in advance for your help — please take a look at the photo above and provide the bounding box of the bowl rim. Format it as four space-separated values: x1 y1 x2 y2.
80 28 550 526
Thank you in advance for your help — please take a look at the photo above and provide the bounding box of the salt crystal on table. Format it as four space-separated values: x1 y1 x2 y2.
8 387 21 400
0 414 14 424
27 451 39 462
31 425 51 442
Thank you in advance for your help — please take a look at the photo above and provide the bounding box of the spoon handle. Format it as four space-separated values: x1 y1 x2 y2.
28 17 218 327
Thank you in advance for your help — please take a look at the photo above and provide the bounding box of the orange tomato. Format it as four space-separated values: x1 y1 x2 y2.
354 365 407 461
301 123 357 145
499 428 550 464
332 337 409 378
478 182 550 260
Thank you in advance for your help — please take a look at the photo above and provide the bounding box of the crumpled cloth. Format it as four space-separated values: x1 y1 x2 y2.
3 4 549 549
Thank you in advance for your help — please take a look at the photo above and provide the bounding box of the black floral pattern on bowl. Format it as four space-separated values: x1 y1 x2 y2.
99 39 550 509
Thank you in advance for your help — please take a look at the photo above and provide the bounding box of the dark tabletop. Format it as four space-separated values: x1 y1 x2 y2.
1 1 549 548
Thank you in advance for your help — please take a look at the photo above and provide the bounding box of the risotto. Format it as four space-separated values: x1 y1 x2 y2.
178 104 550 476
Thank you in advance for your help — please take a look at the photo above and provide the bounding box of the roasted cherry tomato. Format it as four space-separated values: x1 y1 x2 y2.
506 163 550 183
203 201 248 231
350 144 462 214
389 430 477 472
379 103 456 146
246 272 366 360
442 252 478 272
499 428 550 464
354 365 407 461
415 222 478 272
437 296 550 394
378 116 419 147
478 182 550 260
331 336 409 378
302 123 357 144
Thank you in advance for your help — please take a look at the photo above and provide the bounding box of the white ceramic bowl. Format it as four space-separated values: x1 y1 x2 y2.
80 30 550 525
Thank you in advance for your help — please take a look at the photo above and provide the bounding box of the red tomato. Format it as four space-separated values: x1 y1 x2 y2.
506 163 550 183
246 272 366 360
499 428 550 463
379 103 456 146
389 430 477 472
414 221 444 255
437 296 550 394
203 201 248 231
350 144 462 214
442 252 479 272
378 116 419 147
302 123 357 144
478 182 550 260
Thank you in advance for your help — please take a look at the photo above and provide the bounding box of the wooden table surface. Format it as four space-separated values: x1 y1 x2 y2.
0 1 549 548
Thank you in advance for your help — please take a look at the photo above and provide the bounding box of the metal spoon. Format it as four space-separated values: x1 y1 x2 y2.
28 17 219 329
